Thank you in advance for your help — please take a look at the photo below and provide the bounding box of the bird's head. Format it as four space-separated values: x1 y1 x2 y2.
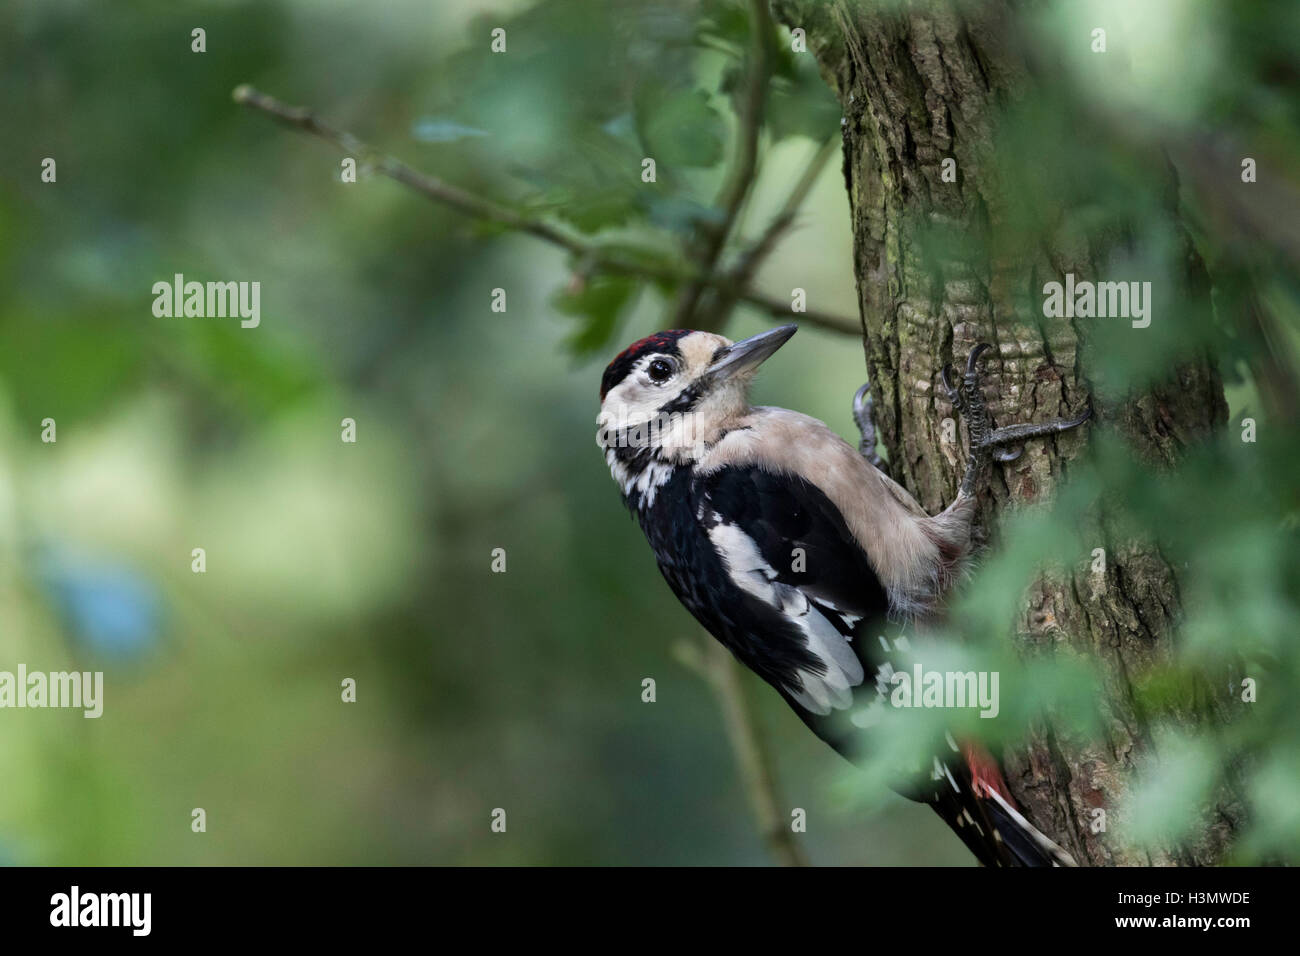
596 324 796 467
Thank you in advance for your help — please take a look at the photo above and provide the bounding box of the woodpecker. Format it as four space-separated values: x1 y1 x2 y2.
597 323 1089 866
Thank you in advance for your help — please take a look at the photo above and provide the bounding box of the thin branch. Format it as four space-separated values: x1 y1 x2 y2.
738 291 858 334
674 636 809 866
231 85 857 336
234 85 590 258
671 0 776 325
734 136 840 284
698 135 843 330
711 0 775 248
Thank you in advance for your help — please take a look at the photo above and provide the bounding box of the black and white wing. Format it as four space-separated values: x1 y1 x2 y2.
641 463 1075 866
684 464 891 728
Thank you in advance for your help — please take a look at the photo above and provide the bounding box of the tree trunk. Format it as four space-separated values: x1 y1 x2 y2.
774 0 1241 865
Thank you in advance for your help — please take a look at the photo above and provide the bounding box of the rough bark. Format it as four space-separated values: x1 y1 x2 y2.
774 0 1241 864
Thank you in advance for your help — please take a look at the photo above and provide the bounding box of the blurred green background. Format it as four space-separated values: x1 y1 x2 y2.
1 0 1297 865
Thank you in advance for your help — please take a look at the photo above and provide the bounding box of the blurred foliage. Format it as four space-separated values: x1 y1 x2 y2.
0 0 1297 867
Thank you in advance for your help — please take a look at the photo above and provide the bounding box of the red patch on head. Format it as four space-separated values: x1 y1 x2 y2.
600 329 695 401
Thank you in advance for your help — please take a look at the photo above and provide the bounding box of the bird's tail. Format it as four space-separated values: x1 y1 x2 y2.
928 742 1077 867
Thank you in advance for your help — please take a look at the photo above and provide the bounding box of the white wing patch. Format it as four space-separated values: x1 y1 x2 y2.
705 518 864 715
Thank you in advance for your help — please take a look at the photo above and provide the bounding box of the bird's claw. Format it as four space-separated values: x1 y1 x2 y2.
948 343 1090 496
852 380 888 474
981 409 1093 450
940 364 965 413
852 382 872 422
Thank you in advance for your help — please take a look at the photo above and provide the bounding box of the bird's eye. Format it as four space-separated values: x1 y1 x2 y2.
647 358 675 383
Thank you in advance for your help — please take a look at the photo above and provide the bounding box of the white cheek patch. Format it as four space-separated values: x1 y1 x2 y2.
597 389 659 433
598 367 693 421
654 412 707 458
705 518 864 716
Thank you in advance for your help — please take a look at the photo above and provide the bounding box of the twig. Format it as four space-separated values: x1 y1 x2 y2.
736 289 856 334
698 135 843 330
233 85 593 257
734 136 840 284
673 636 809 866
231 85 857 336
671 0 776 325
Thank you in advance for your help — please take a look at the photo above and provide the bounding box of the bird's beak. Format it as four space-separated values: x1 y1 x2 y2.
705 324 797 384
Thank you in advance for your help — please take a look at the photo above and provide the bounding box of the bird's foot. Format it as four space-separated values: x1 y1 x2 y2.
942 343 1090 496
852 379 889 475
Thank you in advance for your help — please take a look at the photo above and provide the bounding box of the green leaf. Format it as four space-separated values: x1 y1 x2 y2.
553 275 639 354
695 0 750 57
541 184 641 233
638 88 726 168
642 195 726 236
